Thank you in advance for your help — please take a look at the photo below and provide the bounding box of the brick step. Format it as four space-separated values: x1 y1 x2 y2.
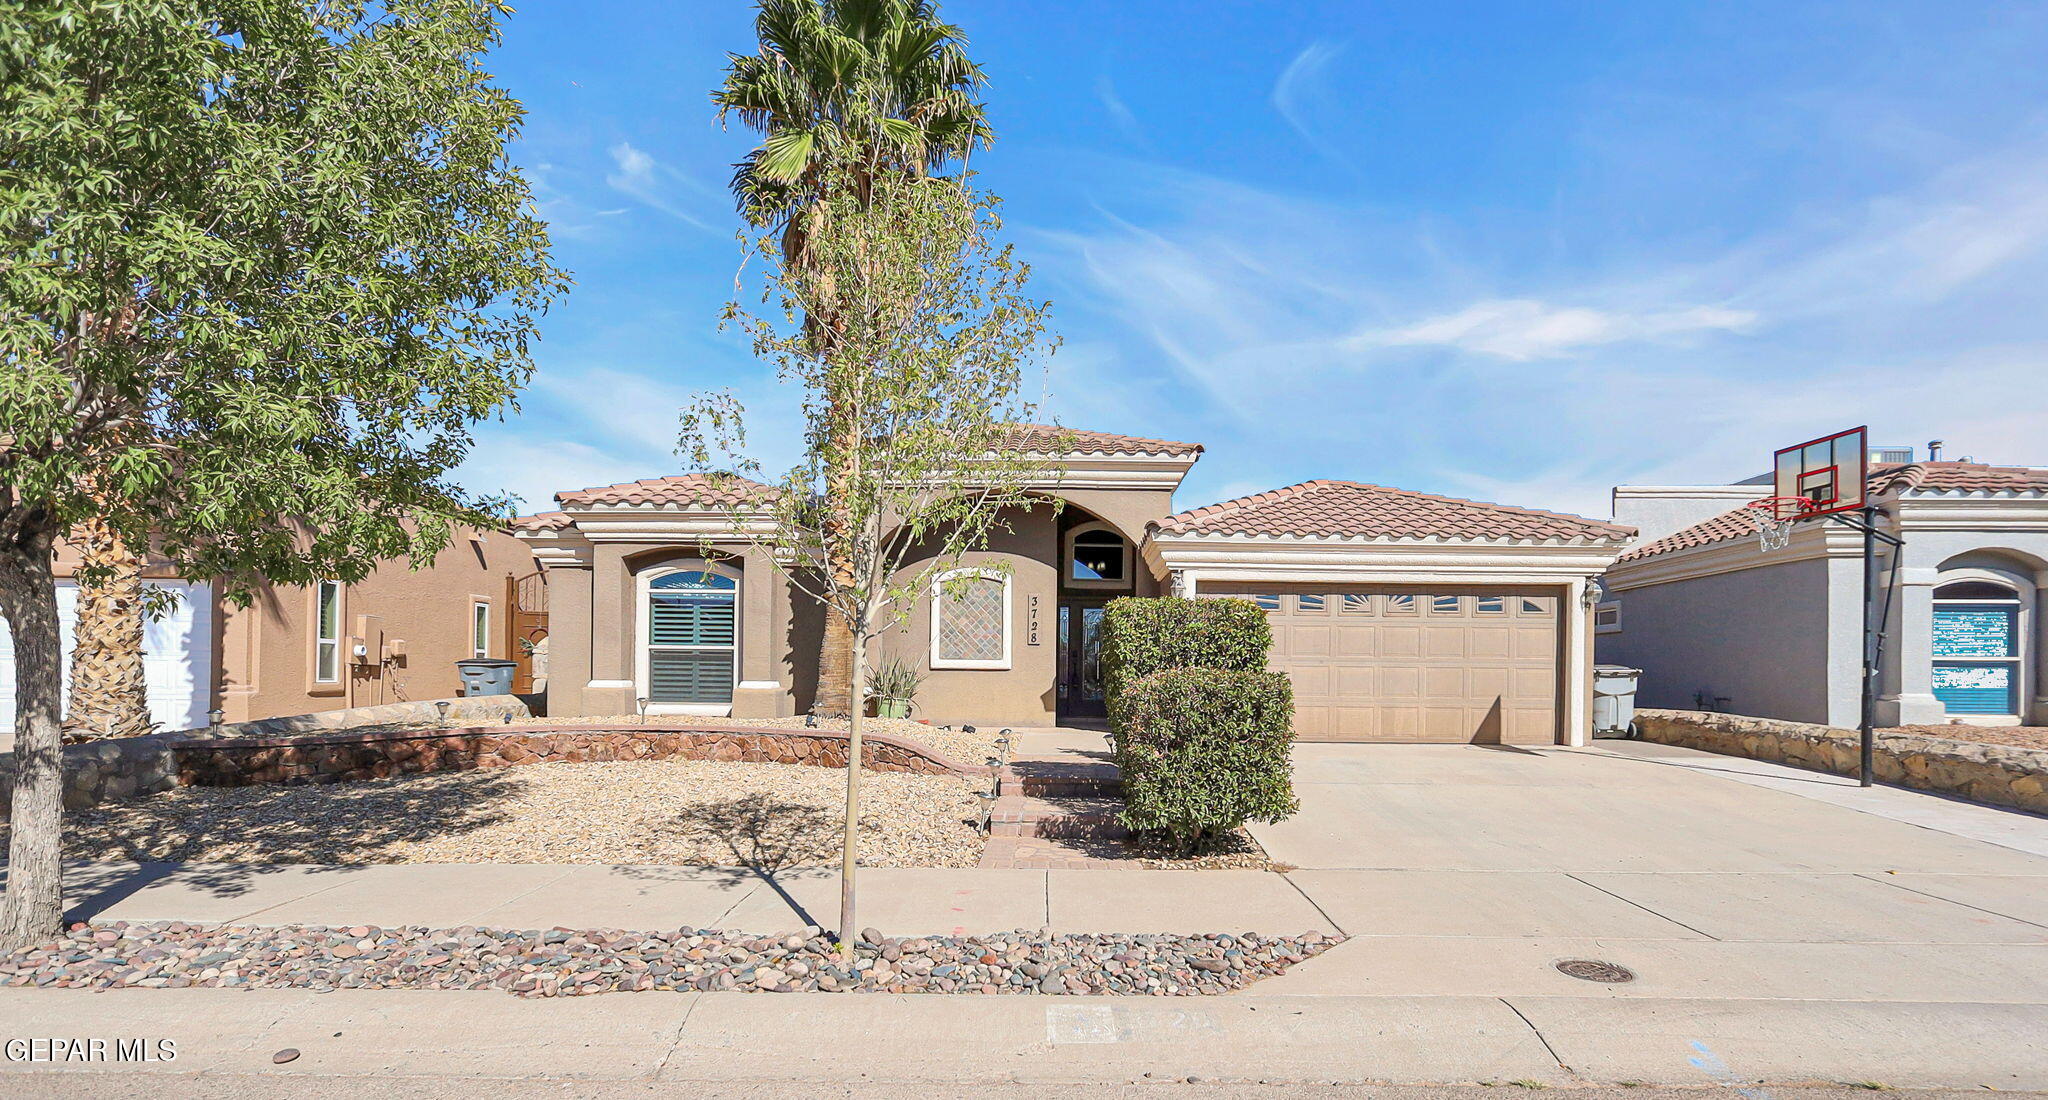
999 759 1122 798
986 794 1128 840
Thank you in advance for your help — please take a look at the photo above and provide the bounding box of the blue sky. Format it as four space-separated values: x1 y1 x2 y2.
459 0 2048 520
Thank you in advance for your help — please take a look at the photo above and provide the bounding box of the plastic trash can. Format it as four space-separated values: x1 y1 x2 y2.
1592 665 1641 738
455 658 518 697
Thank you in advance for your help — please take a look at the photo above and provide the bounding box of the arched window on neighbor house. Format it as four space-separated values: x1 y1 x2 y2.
1932 579 2023 718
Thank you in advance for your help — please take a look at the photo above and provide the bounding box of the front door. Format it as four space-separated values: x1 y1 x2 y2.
1058 602 1107 723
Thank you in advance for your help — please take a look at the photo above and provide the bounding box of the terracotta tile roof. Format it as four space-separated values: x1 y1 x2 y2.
509 511 573 532
553 473 778 508
1870 461 2048 495
1153 480 1634 543
1003 424 1203 457
1616 462 2048 564
1614 508 1759 562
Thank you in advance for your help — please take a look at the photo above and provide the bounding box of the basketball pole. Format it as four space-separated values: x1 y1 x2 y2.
1858 506 1877 788
1839 503 1902 789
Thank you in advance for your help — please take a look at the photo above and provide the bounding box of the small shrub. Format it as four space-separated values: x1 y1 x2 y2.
1115 668 1297 851
1099 596 1271 732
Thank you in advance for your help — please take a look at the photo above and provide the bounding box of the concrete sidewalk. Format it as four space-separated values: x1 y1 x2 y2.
2 986 2044 1089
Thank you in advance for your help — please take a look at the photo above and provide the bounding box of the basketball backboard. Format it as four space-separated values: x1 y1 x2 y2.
1773 426 1868 518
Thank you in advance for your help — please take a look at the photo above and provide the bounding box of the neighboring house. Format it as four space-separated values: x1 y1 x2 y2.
515 427 1633 744
0 526 542 733
1600 462 2048 728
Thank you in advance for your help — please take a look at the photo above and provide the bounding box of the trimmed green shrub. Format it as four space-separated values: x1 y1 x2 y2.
1115 668 1298 851
1098 596 1271 732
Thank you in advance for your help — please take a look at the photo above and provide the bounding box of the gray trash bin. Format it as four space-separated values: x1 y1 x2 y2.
1592 665 1641 738
455 658 518 697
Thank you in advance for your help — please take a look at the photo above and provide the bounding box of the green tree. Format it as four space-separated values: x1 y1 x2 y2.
682 164 1057 951
713 0 992 717
0 0 564 947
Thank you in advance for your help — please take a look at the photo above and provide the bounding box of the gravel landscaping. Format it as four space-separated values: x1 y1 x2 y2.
47 759 986 868
1 920 1337 997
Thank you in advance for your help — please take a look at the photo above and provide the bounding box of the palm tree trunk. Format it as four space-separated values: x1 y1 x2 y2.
64 516 151 739
0 519 67 949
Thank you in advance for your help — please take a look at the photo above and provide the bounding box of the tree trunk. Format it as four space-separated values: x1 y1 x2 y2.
837 625 865 955
64 516 151 739
0 520 67 948
815 608 855 717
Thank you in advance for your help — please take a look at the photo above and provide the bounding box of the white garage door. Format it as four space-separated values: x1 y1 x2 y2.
0 580 214 735
1209 583 1563 744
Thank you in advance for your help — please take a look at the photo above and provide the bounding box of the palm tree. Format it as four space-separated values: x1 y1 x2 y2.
63 516 152 740
714 0 993 716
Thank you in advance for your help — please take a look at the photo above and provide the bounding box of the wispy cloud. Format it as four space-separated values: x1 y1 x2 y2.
1095 74 1150 151
606 141 718 231
1271 40 1348 162
1356 299 1758 361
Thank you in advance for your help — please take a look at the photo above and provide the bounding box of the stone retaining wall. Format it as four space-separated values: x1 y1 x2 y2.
171 724 981 788
1635 709 2048 815
0 696 531 822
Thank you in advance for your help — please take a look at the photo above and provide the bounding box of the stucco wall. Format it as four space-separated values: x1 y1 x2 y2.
217 527 537 722
873 502 1064 725
1598 556 1833 724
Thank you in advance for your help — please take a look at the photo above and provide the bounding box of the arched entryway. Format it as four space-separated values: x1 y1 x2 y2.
1055 511 1139 724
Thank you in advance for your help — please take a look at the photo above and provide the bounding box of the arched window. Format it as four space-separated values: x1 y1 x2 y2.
1932 579 2021 717
644 570 737 706
1065 522 1131 589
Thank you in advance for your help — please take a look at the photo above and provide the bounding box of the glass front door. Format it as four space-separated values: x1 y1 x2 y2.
1059 603 1107 721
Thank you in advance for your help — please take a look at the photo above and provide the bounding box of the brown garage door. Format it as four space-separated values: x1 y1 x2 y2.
1208 584 1562 744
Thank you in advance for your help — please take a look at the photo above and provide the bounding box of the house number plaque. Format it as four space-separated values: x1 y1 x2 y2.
1027 594 1040 646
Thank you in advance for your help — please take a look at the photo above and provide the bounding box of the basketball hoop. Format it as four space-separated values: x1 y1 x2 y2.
1744 496 1811 551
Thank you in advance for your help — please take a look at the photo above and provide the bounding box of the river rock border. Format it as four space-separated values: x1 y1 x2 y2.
172 723 985 789
1635 708 2048 814
3 921 1337 997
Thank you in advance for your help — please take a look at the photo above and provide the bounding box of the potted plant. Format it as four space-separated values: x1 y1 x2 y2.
867 655 924 719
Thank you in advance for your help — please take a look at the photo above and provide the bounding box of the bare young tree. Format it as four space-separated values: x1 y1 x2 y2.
681 164 1060 951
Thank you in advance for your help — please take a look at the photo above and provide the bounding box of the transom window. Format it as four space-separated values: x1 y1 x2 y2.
645 570 737 705
932 569 1011 670
1066 524 1131 588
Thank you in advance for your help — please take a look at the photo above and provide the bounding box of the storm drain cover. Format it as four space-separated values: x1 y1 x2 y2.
1554 958 1635 983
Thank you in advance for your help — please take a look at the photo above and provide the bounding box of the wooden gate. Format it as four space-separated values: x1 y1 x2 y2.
503 570 549 694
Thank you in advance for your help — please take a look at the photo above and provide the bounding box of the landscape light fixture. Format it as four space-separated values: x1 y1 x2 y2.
207 708 223 729
434 700 450 727
636 696 649 724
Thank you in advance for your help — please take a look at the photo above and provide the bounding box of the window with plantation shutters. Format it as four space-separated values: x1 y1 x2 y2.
645 570 737 705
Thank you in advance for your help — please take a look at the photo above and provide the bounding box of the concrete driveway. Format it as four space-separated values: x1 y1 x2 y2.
1248 739 2048 1009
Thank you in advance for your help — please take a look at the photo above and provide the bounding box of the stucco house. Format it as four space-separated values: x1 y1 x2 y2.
515 427 1633 745
1600 461 2048 728
0 526 542 734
